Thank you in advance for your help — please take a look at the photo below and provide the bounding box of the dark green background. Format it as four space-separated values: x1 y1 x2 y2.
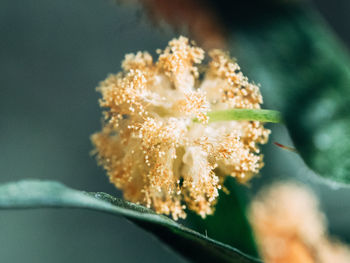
1 0 349 262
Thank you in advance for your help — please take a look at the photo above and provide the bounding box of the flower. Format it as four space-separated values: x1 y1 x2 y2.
248 182 350 263
91 36 270 219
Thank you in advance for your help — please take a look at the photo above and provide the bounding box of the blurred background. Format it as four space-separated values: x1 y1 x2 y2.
1 0 350 262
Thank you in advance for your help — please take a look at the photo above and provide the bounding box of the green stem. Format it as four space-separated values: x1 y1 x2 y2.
208 109 282 123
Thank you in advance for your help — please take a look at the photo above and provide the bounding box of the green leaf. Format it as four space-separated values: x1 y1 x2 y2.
208 109 282 123
0 179 261 263
185 178 259 257
207 1 350 184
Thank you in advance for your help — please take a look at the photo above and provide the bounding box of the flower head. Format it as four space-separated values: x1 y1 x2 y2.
91 36 270 219
249 182 350 263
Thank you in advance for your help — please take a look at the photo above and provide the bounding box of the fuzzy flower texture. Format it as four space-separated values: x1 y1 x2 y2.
92 36 270 219
249 182 350 263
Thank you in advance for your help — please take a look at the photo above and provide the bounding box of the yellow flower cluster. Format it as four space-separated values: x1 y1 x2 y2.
91 36 270 219
249 182 350 263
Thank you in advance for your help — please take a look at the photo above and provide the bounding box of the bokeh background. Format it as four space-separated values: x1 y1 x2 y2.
1 0 350 262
